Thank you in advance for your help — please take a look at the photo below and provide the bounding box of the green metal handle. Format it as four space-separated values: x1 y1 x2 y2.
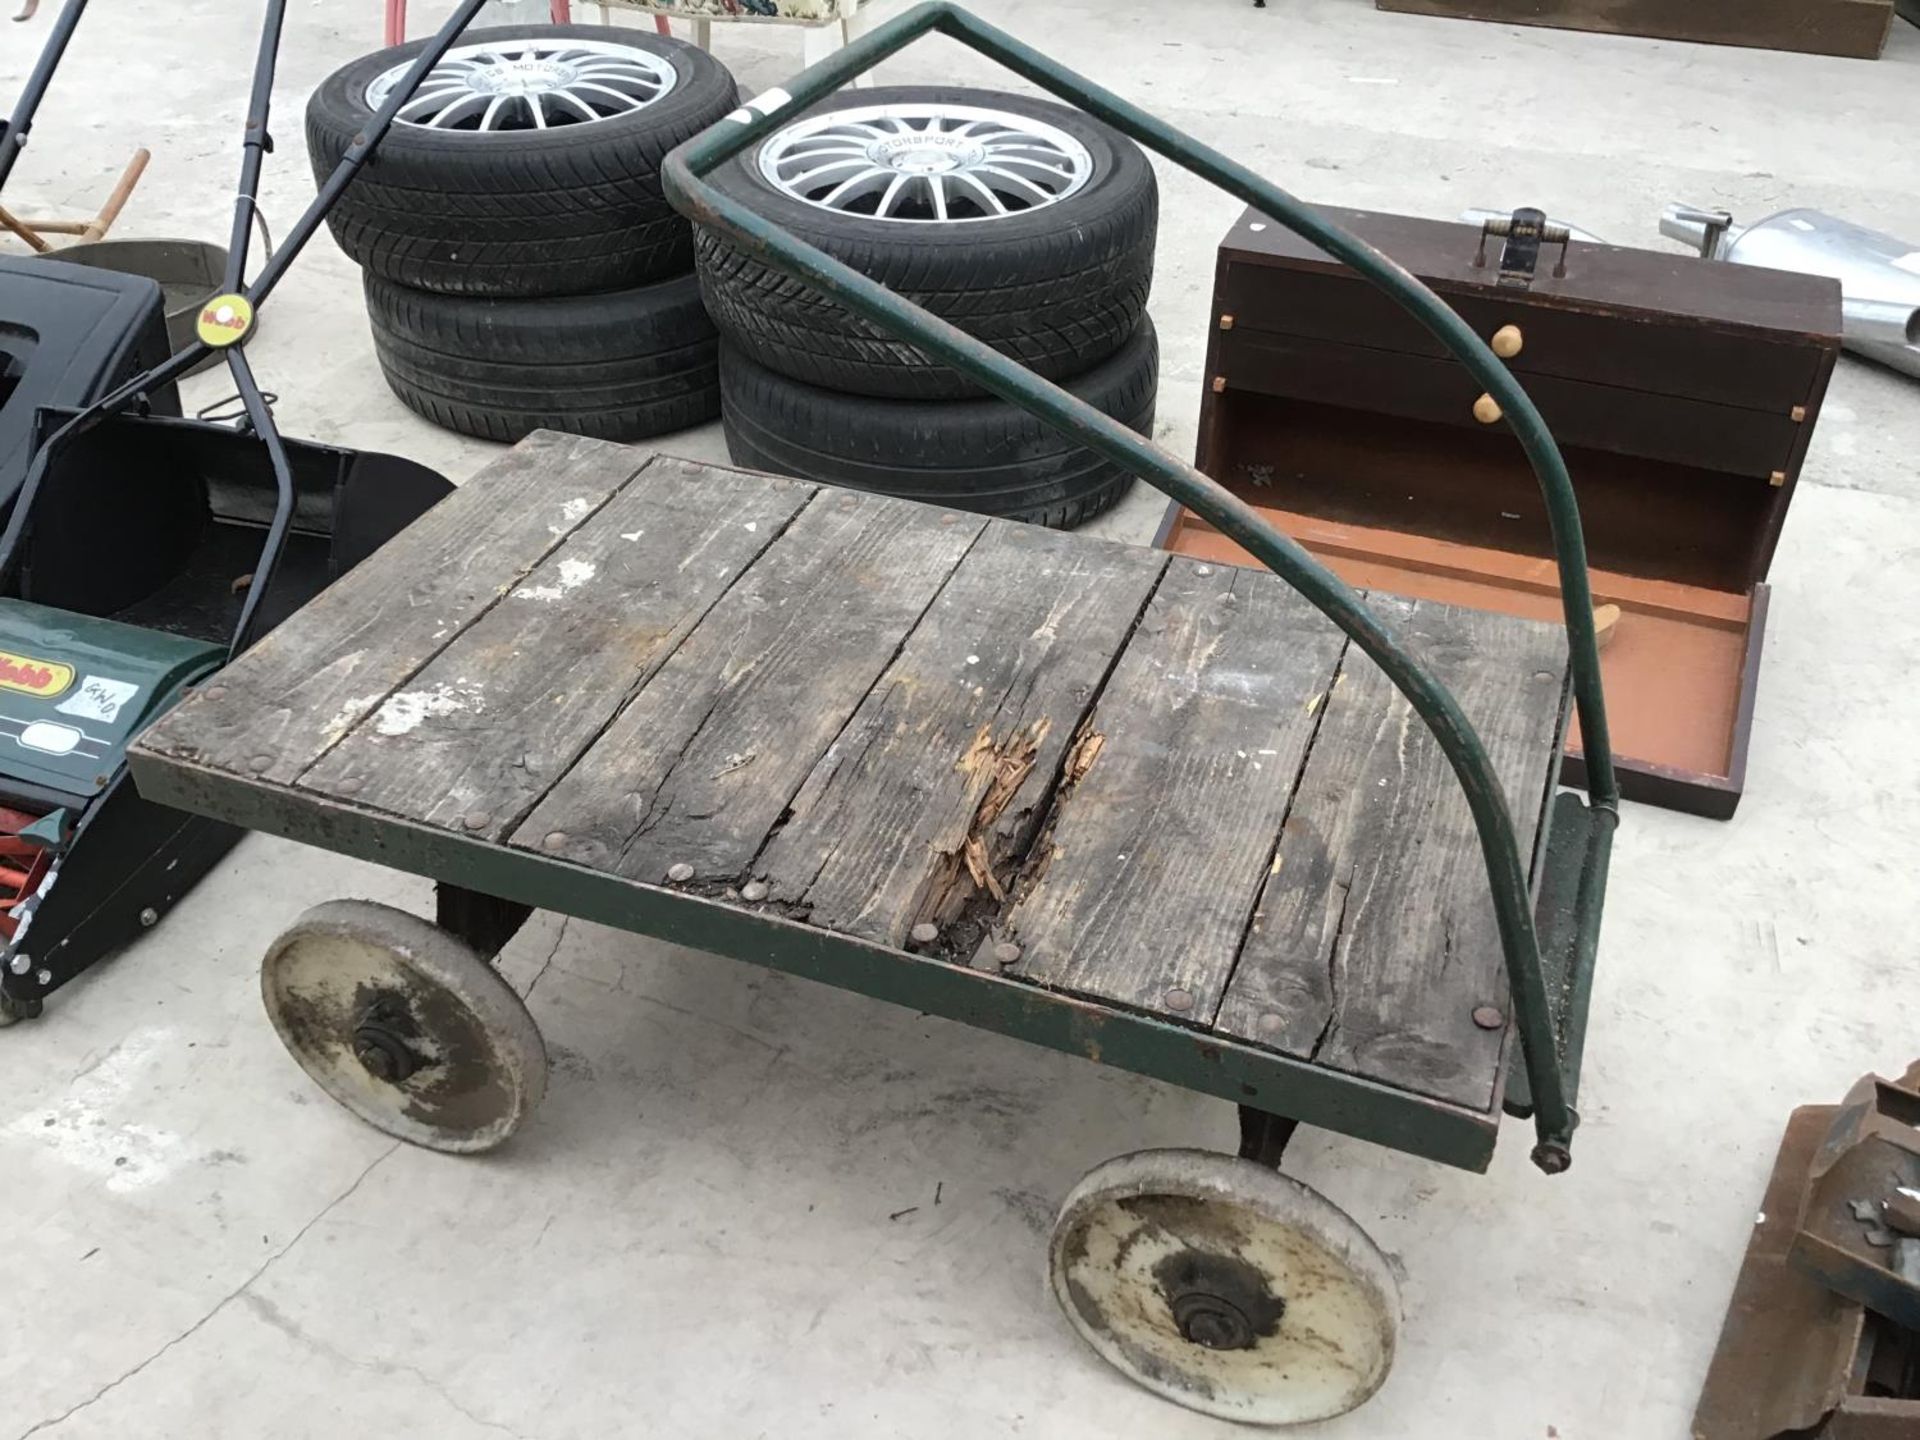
664 0 1615 1172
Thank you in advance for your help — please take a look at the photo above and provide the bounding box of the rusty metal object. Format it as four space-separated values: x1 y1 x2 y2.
1790 1063 1920 1332
1693 1067 1920 1439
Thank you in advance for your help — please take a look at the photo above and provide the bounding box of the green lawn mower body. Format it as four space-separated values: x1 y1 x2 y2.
0 410 452 1020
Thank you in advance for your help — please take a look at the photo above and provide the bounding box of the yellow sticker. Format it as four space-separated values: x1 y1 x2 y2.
0 651 74 699
195 293 254 348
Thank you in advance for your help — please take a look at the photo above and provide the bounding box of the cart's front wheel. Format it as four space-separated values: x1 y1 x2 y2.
1048 1149 1399 1426
261 899 547 1153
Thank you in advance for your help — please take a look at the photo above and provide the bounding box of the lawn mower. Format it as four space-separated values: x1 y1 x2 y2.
0 0 495 1021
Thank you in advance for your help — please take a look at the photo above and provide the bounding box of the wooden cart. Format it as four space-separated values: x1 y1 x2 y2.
127 5 1620 1425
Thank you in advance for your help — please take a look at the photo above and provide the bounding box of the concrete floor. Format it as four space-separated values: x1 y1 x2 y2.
4 1 1919 1435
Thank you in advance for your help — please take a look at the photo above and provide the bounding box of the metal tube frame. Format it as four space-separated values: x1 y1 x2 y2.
0 0 491 662
663 0 1618 1173
0 0 90 194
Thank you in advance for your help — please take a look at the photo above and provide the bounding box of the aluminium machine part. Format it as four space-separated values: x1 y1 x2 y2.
1663 203 1920 380
0 0 482 1023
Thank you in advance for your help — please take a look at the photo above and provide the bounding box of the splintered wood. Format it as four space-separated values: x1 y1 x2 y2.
136 440 1571 1120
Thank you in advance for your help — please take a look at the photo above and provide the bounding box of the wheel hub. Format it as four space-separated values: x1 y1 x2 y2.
1154 1248 1288 1353
1170 1291 1257 1351
350 995 424 1084
471 58 574 97
868 134 988 176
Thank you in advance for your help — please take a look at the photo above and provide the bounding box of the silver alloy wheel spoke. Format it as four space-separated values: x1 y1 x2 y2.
988 153 1075 181
951 172 1009 216
790 157 871 186
874 173 911 218
571 81 645 111
366 38 678 132
758 101 1094 224
972 164 1052 202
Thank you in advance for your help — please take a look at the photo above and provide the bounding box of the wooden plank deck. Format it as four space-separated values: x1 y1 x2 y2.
131 435 1570 1123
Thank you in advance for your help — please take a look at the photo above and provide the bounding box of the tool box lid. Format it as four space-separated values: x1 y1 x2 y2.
1205 204 1843 593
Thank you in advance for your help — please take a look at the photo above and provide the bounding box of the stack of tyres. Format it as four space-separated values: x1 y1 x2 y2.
306 25 737 443
696 86 1160 528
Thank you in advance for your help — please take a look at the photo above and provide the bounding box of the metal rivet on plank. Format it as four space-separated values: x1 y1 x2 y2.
336 777 364 794
667 862 696 883
139 908 158 928
1533 670 1557 683
203 686 227 702
940 514 956 526
1194 565 1212 577
992 942 1021 967
462 812 490 831
1218 313 1235 330
248 755 274 773
1472 1005 1505 1030
1210 376 1227 394
910 923 940 945
741 881 769 902
1257 1012 1284 1037
542 831 568 850
1164 987 1194 1013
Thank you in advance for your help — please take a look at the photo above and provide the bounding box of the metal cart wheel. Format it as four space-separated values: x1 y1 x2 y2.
260 898 547 1153
1047 1148 1400 1426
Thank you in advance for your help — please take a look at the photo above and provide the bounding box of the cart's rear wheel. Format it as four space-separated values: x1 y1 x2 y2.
1048 1149 1399 1425
261 899 547 1153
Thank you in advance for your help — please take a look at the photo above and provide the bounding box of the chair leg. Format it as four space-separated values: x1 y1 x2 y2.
384 0 405 47
0 205 51 254
654 14 670 33
801 20 838 72
550 0 570 20
841 12 872 86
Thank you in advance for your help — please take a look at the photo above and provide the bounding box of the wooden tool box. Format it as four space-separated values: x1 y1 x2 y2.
1161 205 1842 819
1371 0 1899 62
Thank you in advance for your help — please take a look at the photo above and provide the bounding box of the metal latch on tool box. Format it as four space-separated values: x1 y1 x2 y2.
1471 207 1571 290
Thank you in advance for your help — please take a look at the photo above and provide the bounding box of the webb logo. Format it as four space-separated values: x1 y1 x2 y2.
0 651 74 699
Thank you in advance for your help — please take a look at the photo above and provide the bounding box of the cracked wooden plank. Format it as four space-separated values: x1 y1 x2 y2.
512 490 987 884
137 431 645 787
1005 558 1347 1020
299 459 816 838
1215 593 1568 1111
753 519 1167 948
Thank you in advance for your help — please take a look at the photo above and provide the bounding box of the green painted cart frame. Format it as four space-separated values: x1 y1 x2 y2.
659 0 1618 1174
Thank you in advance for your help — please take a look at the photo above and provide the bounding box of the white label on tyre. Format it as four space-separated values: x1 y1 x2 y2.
58 675 139 724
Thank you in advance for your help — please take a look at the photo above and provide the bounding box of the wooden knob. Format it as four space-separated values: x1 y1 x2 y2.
1592 603 1622 650
1472 393 1503 425
1491 324 1524 359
